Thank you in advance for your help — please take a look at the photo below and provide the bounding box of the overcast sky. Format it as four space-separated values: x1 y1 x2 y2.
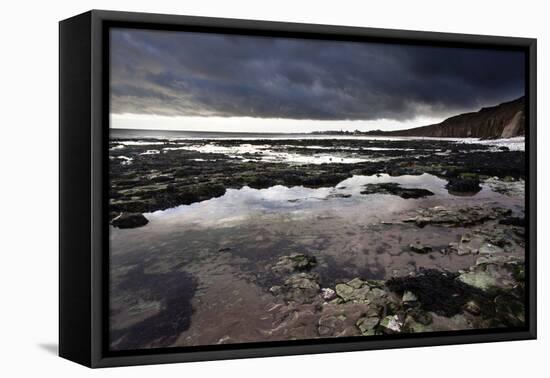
110 28 525 132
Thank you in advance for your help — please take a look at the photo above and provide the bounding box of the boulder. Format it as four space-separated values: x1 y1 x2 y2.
457 263 517 292
111 212 149 229
321 288 337 301
347 277 366 289
360 182 434 199
457 269 499 291
379 315 403 334
334 279 373 303
271 254 317 274
277 273 321 304
478 243 504 255
445 177 482 194
356 316 380 336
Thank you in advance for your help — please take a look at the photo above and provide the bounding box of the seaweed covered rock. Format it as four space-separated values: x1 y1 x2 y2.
499 217 525 227
379 315 404 334
445 177 482 194
334 278 389 304
494 294 525 327
403 205 512 228
111 212 149 229
457 261 520 292
271 272 321 304
271 254 317 275
356 316 380 336
386 269 490 317
360 182 434 199
485 177 525 197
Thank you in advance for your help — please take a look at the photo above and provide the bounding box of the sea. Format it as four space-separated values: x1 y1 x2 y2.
110 128 525 151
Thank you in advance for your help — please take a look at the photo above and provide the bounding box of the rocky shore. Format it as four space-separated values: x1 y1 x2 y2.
263 205 525 338
109 135 526 348
109 137 525 228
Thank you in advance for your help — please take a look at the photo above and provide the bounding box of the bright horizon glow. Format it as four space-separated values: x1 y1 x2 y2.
110 113 449 133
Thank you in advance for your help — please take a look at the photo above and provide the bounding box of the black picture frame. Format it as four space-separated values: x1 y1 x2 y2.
59 9 537 368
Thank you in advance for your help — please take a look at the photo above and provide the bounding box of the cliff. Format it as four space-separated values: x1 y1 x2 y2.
388 97 525 138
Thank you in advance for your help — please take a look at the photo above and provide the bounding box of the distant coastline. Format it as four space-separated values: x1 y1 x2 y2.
111 96 524 140
312 97 525 139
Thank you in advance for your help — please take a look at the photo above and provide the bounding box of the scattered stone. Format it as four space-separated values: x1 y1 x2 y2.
321 288 337 301
271 257 525 335
379 315 403 334
356 316 380 336
111 212 149 229
478 243 503 255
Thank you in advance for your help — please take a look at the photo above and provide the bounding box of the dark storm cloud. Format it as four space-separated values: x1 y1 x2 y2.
110 28 525 121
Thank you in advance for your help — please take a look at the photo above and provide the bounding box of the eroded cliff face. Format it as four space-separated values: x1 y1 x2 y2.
390 97 525 138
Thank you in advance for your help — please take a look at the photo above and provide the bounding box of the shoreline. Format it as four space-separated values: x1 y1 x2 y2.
110 128 525 147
